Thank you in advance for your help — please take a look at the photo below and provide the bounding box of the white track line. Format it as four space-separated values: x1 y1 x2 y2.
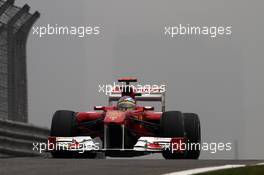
163 165 245 175
256 163 264 166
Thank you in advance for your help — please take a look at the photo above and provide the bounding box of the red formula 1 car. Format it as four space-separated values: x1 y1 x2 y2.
48 78 201 159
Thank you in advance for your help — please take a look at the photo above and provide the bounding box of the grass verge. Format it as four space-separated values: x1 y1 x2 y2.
197 165 264 175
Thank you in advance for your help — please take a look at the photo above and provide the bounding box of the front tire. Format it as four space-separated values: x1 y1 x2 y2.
160 111 186 159
50 110 76 137
183 113 201 159
50 110 76 158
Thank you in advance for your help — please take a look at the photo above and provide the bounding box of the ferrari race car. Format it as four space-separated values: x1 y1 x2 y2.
48 78 201 159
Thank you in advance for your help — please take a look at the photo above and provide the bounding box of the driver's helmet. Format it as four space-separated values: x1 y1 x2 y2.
117 96 136 111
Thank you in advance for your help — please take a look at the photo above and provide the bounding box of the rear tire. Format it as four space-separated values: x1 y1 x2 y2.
183 113 201 159
160 111 186 159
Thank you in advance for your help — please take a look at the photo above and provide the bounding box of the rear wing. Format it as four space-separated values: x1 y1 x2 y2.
108 88 165 112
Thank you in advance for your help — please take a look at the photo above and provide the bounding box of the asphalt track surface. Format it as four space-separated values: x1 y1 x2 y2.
0 158 262 175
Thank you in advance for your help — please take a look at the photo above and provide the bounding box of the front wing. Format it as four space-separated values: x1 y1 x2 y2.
47 136 186 153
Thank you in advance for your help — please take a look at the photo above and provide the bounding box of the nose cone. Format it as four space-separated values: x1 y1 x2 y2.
104 111 126 124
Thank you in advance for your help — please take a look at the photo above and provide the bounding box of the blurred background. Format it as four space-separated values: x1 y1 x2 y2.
14 0 264 159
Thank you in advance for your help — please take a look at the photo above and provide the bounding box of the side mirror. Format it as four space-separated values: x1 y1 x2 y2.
143 106 154 111
94 106 104 110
